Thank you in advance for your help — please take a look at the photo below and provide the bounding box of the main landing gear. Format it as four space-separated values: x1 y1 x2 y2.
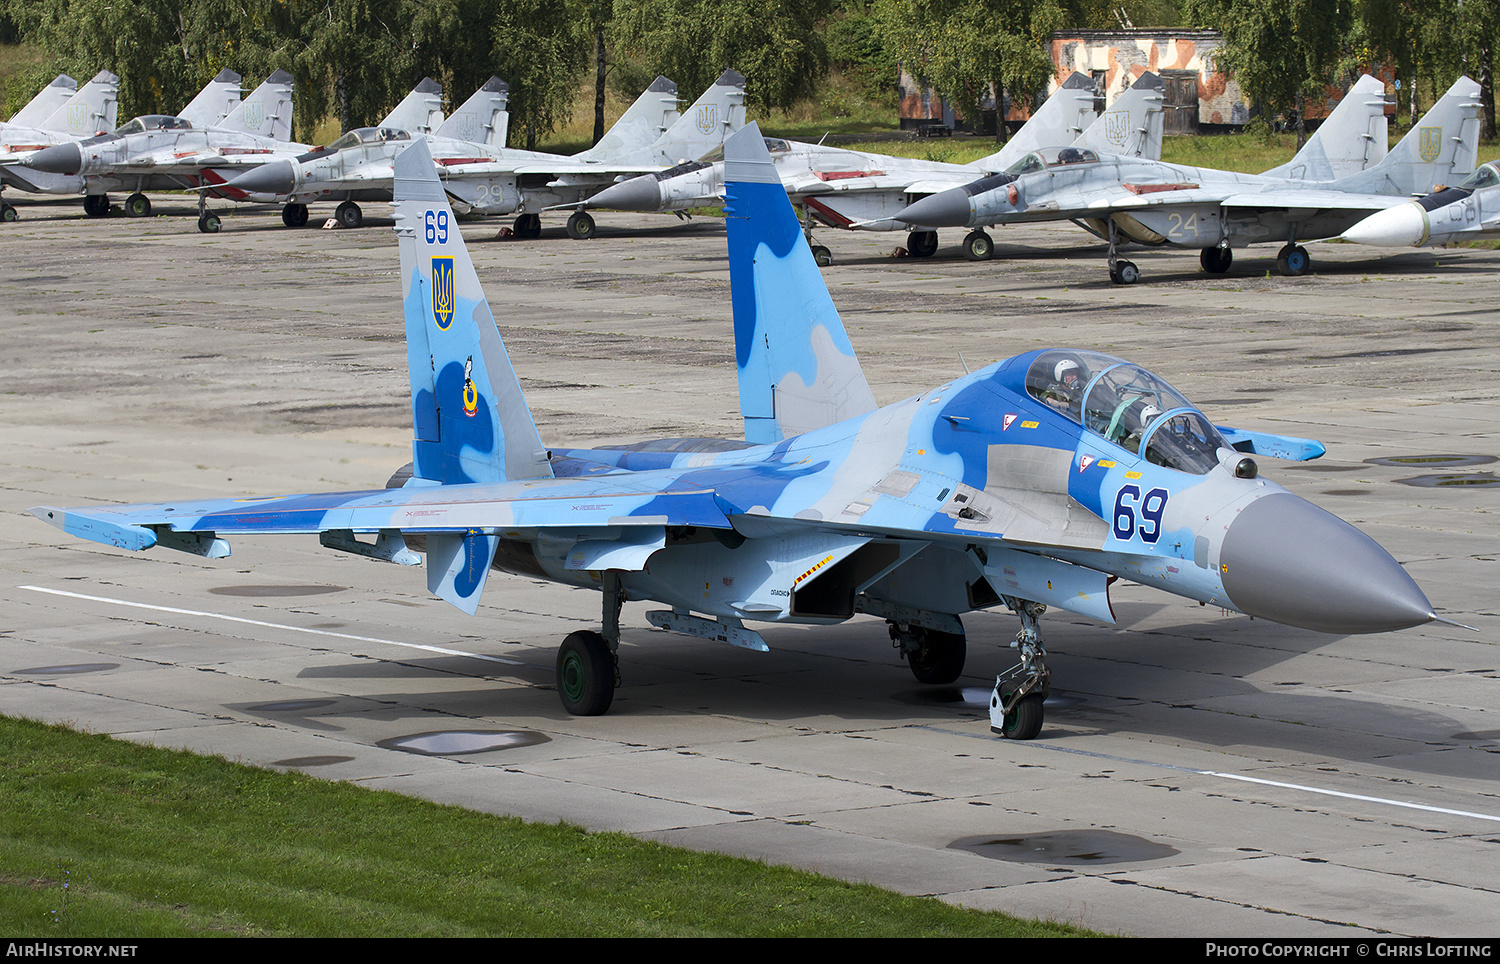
513 212 542 239
990 598 1050 740
123 192 151 218
335 200 362 229
556 572 622 715
1200 243 1233 274
282 203 309 228
196 191 220 233
83 194 110 217
889 621 966 684
906 229 939 258
1276 243 1310 276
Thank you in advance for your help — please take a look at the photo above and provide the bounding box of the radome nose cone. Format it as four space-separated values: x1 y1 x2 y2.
585 174 662 212
895 187 971 227
1343 202 1427 247
26 141 83 175
1221 492 1433 634
224 159 295 196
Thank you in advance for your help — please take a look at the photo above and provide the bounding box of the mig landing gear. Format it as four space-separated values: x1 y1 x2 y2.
123 192 151 218
282 203 309 228
906 230 939 258
556 572 623 716
1106 218 1139 285
962 230 993 261
1200 243 1233 273
0 201 16 223
83 194 110 218
565 210 596 239
1276 243 1310 276
990 598 1050 740
335 200 363 229
513 212 542 239
195 191 220 233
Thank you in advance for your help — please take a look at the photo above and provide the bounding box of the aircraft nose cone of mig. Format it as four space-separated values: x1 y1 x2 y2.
1220 492 1433 634
26 141 83 175
585 175 662 212
894 187 971 227
224 159 296 196
1343 202 1427 247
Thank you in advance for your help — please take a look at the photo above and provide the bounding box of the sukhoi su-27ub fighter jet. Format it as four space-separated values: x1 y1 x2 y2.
31 126 1455 739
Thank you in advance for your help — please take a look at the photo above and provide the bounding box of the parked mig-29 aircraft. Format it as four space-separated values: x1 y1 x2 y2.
583 71 1163 263
894 74 1481 282
23 69 299 228
0 70 119 221
31 128 1452 739
219 71 743 237
1342 160 1500 247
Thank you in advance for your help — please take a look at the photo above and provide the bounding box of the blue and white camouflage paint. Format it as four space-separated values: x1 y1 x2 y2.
31 127 1448 738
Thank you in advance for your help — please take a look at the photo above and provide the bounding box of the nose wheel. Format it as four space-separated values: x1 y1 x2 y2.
1105 218 1139 284
990 598 1050 740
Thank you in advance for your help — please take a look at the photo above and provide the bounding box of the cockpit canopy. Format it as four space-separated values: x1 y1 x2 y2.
1457 163 1499 191
1025 349 1229 474
83 115 191 144
1003 146 1101 177
697 138 791 163
326 127 412 151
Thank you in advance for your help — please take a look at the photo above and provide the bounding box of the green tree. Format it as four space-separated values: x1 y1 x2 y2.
1187 0 1351 146
875 0 1075 142
612 0 832 112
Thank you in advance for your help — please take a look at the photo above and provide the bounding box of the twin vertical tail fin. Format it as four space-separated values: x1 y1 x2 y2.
723 123 876 444
1262 74 1389 181
36 70 118 136
974 72 1098 171
436 77 510 148
1338 75 1481 195
9 75 76 129
178 69 243 128
218 70 295 141
573 76 679 163
641 69 747 166
1074 72 1164 160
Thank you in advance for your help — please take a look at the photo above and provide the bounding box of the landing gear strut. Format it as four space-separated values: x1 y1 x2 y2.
990 597 1049 740
556 572 622 715
196 191 220 234
889 621 966 684
797 208 832 266
1106 218 1139 284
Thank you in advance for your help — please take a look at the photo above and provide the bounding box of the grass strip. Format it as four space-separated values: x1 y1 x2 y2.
0 716 1099 937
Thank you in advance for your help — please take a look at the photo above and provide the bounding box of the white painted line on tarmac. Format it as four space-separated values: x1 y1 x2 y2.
19 584 524 667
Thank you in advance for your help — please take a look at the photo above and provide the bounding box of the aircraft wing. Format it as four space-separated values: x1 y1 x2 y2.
107 147 297 174
32 472 736 544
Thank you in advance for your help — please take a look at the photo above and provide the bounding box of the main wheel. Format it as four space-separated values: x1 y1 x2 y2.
124 192 151 218
1276 244 1309 276
335 200 362 229
906 630 966 684
1000 693 1045 740
565 210 596 240
907 230 939 258
514 213 542 239
556 630 615 716
197 212 220 234
0 203 16 223
1200 245 1233 273
962 230 993 261
83 194 109 218
282 203 309 228
810 244 833 267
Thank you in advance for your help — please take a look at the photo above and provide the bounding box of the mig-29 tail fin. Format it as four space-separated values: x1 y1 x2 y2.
1261 74 1388 182
573 76 680 163
8 75 76 129
1073 71 1164 160
637 69 747 166
217 70 295 141
35 70 118 137
382 78 445 136
178 69 242 128
394 138 552 488
724 123 877 444
1336 75 1481 196
436 77 510 148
